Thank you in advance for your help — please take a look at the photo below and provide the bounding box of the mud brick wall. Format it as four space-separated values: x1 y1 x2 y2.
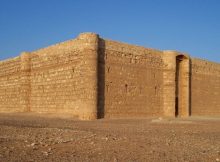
191 58 220 116
99 39 164 118
0 57 22 112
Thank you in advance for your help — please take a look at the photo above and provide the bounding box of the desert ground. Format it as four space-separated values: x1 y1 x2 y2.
0 113 219 162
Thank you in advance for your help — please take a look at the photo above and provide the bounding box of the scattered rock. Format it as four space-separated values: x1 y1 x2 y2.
31 143 36 147
113 157 118 162
202 150 206 154
62 140 70 143
42 151 48 156
166 142 170 146
32 147 38 150
0 114 219 161
101 137 109 141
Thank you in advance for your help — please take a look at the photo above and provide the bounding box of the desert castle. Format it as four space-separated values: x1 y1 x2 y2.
0 32 219 119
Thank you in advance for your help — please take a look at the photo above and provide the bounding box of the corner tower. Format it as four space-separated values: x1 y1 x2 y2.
77 33 100 120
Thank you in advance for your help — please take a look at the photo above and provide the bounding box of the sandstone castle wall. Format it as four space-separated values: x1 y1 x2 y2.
0 32 219 119
99 39 164 118
191 58 220 116
0 57 21 111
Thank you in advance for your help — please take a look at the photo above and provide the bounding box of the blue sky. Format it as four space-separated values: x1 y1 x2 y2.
0 0 220 62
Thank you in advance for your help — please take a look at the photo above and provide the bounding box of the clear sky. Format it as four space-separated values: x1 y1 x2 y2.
0 0 220 62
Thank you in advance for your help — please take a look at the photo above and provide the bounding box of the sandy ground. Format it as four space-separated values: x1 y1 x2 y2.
0 113 219 162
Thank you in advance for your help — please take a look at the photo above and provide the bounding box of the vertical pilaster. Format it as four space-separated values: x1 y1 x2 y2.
163 51 177 117
20 52 31 112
